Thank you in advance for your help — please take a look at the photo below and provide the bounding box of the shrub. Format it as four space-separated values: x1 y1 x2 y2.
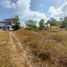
25 20 37 30
39 19 46 30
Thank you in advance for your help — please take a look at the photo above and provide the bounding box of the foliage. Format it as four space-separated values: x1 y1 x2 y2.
12 15 20 30
25 20 37 30
25 16 67 30
61 17 67 29
47 18 61 26
39 19 46 30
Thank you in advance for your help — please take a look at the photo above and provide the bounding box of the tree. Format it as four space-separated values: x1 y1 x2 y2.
12 15 20 30
39 19 46 30
61 17 67 28
47 18 61 26
25 20 37 30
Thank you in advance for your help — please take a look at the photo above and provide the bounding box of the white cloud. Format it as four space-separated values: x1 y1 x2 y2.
0 0 16 9
0 0 12 8
1 0 67 26
48 1 67 16
16 0 46 22
48 7 62 16
0 0 46 26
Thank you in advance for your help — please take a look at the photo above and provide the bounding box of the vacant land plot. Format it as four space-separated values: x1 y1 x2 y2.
0 29 67 67
15 29 67 67
0 31 12 67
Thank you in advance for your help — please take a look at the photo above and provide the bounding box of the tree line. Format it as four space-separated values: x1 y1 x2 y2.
13 16 67 30
25 17 67 30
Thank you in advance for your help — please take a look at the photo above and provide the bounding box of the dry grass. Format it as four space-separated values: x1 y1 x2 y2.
0 31 9 43
0 43 12 67
0 31 12 67
15 29 67 67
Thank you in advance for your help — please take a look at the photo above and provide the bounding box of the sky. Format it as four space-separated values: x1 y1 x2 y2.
0 0 67 26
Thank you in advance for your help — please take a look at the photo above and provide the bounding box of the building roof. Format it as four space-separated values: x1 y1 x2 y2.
5 18 15 21
0 18 15 23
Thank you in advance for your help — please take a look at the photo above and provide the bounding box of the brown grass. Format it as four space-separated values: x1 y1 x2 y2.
15 29 67 67
0 31 12 67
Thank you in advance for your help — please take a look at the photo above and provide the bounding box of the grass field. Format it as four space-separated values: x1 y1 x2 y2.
15 29 67 67
0 31 12 67
0 29 67 67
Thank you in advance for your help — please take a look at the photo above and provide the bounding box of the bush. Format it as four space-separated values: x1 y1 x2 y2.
12 15 20 30
47 18 61 26
25 20 37 30
12 23 20 30
39 19 46 30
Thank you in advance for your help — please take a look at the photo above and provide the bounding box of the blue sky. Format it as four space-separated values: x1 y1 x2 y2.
31 0 66 18
0 0 67 26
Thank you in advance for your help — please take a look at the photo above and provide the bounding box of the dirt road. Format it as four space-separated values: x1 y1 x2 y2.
9 32 32 67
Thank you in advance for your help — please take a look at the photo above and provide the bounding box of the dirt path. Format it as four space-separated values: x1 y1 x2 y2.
9 32 32 67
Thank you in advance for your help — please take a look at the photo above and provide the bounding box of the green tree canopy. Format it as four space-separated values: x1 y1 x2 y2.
25 20 37 30
39 19 46 30
47 18 61 26
12 15 20 30
61 17 67 28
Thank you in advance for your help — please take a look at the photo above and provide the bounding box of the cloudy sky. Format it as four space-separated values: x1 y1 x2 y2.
0 0 67 26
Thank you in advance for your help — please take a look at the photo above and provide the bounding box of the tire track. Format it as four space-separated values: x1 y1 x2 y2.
9 32 33 67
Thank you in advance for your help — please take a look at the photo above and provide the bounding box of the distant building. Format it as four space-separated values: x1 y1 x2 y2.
47 23 50 27
46 22 51 27
0 18 15 31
